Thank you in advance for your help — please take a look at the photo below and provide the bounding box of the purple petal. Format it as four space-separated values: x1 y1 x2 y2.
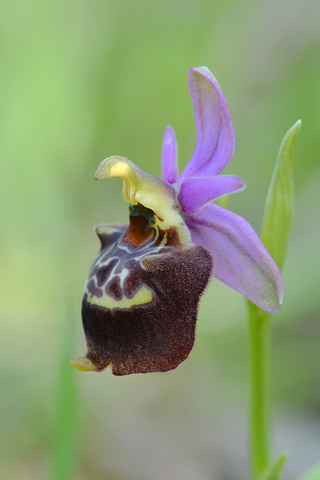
179 175 245 215
177 67 235 182
186 203 283 312
161 125 178 184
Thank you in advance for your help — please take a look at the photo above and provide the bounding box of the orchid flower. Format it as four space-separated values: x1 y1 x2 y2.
71 66 283 376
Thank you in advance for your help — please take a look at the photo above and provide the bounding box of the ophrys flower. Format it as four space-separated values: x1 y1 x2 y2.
71 67 283 375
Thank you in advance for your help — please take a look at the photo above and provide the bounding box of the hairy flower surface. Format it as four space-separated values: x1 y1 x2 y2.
71 67 283 376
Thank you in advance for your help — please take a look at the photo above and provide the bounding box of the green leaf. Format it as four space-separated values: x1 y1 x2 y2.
257 452 289 480
298 464 320 480
260 120 301 273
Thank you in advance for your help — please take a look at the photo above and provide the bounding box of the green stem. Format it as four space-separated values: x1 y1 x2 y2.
50 292 78 480
248 302 272 479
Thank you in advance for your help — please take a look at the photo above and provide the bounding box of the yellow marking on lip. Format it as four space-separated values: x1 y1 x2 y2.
96 225 123 236
160 233 168 247
70 357 103 372
85 286 153 309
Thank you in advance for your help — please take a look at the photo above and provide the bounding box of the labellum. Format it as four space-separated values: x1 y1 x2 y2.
71 156 212 375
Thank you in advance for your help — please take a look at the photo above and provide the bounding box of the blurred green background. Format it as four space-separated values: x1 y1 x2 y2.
1 0 319 479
